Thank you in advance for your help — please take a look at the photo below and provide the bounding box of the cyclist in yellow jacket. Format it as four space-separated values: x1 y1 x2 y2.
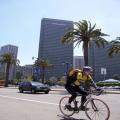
65 66 98 110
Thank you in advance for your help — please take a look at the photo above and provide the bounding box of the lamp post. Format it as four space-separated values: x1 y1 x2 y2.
32 56 38 60
32 57 41 81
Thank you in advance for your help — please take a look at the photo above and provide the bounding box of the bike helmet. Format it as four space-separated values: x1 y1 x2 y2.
83 66 93 73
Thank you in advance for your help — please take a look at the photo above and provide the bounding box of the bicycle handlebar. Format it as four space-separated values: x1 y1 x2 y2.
87 88 104 96
95 89 104 96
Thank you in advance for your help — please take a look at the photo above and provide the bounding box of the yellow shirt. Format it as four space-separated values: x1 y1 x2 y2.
74 72 92 86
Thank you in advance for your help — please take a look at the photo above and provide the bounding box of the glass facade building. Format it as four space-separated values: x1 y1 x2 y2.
38 18 73 79
89 43 120 82
73 56 84 69
0 44 18 81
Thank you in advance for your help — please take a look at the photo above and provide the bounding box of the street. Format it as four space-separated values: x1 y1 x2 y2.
0 87 120 120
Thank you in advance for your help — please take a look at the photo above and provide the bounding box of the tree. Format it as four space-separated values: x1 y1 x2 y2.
33 58 54 83
112 74 120 80
16 71 23 80
61 20 109 66
0 53 20 87
46 76 58 86
108 37 120 56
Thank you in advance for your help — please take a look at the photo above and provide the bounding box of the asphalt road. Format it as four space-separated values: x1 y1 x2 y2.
0 87 120 120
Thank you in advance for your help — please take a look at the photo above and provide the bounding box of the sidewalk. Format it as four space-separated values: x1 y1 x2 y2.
1 86 120 94
104 89 120 94
51 88 120 94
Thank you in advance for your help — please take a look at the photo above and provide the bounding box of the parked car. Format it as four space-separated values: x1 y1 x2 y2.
18 81 51 94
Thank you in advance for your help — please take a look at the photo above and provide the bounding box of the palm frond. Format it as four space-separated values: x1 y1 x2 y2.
93 37 108 48
0 53 17 65
108 37 120 56
61 20 109 65
74 40 82 48
88 22 96 34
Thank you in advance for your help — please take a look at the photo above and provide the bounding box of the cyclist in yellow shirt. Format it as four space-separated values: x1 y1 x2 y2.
65 66 98 110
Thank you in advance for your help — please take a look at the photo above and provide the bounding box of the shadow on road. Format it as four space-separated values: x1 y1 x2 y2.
17 91 47 94
57 114 86 120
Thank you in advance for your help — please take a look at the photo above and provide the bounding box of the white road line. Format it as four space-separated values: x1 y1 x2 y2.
0 95 59 106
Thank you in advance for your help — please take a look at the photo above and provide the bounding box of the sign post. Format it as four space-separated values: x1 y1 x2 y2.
101 67 107 80
33 67 40 81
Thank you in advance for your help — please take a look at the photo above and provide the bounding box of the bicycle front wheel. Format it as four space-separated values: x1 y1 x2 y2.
85 98 110 120
59 96 75 117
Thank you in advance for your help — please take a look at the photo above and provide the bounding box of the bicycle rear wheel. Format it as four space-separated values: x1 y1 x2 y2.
59 96 75 117
85 98 110 120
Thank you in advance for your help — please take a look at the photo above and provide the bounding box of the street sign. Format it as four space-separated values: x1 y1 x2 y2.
101 68 107 75
33 67 40 75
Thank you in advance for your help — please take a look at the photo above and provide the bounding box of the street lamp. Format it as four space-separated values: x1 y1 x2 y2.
32 56 38 60
32 57 40 81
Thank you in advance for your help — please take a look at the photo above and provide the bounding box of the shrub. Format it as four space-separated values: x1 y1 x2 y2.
96 82 120 87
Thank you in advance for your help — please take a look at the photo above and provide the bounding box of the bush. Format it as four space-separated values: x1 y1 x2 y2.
112 74 120 80
56 80 66 86
45 76 58 86
96 82 120 87
56 76 67 86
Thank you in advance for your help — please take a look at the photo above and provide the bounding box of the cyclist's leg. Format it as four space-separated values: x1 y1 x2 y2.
76 87 88 109
66 85 77 104
65 85 77 110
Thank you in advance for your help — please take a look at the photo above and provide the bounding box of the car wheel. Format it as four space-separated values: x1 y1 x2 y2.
31 89 36 94
45 91 49 94
19 88 23 93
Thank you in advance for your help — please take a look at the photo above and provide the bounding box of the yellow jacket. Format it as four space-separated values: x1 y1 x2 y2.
74 72 92 86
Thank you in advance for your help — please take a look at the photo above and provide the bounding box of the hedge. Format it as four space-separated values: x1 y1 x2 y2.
96 82 120 87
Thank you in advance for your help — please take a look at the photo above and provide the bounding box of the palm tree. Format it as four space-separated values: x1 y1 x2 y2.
33 58 54 83
61 20 109 66
0 53 20 87
108 37 120 56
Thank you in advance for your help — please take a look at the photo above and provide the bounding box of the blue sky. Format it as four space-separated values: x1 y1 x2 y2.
0 0 120 65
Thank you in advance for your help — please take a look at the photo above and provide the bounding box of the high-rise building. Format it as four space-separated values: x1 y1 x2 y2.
0 44 18 81
38 18 73 79
89 43 120 82
73 56 84 69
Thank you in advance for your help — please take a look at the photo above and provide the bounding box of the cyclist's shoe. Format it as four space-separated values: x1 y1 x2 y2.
80 106 86 111
96 88 101 91
65 104 73 111
80 106 89 111
73 107 79 111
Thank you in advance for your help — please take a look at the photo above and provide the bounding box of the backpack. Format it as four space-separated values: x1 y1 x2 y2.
65 69 80 85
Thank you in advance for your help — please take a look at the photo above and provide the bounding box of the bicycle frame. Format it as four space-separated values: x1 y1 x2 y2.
75 91 99 111
59 89 110 120
85 94 98 111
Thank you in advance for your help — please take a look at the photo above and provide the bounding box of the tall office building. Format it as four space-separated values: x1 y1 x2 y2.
38 18 73 79
0 44 18 81
73 56 84 69
89 43 120 82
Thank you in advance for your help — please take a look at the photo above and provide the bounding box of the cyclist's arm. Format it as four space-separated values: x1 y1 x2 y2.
90 79 98 89
88 75 98 89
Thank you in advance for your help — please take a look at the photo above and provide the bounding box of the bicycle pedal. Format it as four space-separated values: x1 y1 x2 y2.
73 107 79 111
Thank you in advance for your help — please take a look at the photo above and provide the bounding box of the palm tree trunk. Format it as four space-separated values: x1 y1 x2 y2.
41 67 45 83
83 41 89 66
5 63 10 87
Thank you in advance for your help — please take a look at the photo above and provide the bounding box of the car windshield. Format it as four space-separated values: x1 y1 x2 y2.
31 82 44 86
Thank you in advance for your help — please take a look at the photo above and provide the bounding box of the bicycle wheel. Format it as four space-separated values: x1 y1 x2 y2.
85 98 110 120
59 96 75 117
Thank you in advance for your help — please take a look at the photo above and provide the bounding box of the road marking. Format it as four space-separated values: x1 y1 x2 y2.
0 95 59 106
